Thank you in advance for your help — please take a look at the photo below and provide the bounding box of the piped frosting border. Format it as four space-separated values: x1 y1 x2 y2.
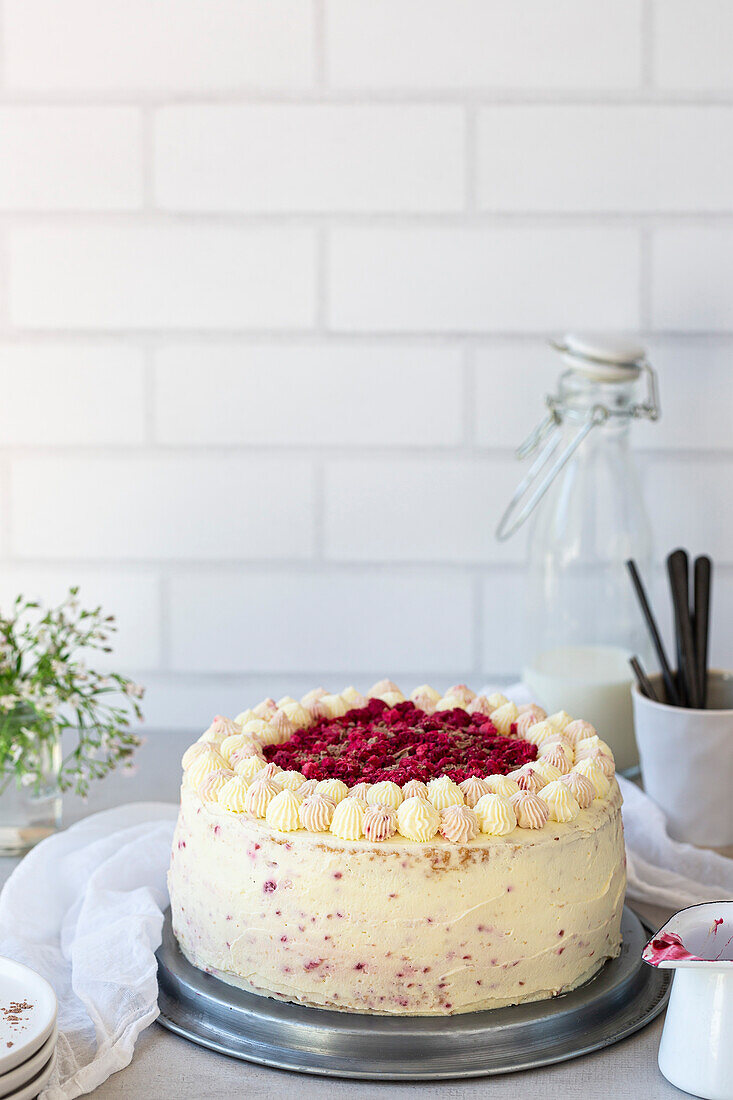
180 681 617 845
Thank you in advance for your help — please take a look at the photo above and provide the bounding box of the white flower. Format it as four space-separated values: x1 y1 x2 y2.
20 773 35 787
0 695 18 710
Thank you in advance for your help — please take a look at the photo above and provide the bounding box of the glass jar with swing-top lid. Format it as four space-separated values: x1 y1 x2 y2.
496 334 660 772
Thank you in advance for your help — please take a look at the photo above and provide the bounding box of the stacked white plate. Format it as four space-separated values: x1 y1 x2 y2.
0 959 57 1099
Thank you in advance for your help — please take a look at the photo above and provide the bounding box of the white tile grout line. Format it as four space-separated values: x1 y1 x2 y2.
5 90 733 107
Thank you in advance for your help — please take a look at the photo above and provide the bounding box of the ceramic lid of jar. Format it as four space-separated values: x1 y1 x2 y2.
553 333 647 382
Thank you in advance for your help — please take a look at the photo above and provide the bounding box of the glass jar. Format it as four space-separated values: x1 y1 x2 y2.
497 335 660 772
0 727 62 855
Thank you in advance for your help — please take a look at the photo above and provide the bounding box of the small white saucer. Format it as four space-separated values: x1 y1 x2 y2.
0 958 57 1076
2 1049 56 1100
0 1027 57 1099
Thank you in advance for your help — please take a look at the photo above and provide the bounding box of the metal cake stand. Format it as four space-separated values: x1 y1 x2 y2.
156 906 670 1080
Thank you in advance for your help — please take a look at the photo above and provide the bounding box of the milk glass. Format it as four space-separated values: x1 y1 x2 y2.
497 336 660 772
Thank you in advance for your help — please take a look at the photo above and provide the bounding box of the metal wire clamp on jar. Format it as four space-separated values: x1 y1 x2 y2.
497 335 660 773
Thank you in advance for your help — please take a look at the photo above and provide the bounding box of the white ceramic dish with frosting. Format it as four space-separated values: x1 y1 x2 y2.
169 681 625 1016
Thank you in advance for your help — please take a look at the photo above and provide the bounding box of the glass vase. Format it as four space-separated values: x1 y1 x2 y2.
0 731 62 855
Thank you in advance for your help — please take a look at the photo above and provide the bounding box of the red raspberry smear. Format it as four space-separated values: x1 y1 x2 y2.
264 698 536 785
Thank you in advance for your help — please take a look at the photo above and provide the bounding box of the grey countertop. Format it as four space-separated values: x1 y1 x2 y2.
0 733 683 1099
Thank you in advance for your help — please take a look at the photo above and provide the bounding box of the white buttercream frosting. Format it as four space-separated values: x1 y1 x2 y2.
547 710 573 733
532 760 563 785
485 774 521 798
217 775 250 813
319 694 349 719
409 685 441 713
426 776 464 810
474 792 518 835
523 720 560 746
378 690 406 707
539 780 581 823
508 765 546 794
349 782 372 801
490 701 519 735
559 770 595 808
202 715 240 743
402 779 429 801
186 747 228 788
563 719 597 746
298 793 335 831
486 692 510 709
266 789 302 832
466 695 493 717
396 796 441 841
573 759 611 798
440 804 479 843
233 708 258 727
316 778 349 804
197 768 234 803
280 700 312 729
219 733 259 766
244 777 282 818
459 776 492 808
181 740 212 771
575 735 615 763
511 790 550 830
368 679 400 697
363 804 397 842
330 797 366 840
277 769 306 791
234 755 266 783
367 781 403 809
253 698 277 720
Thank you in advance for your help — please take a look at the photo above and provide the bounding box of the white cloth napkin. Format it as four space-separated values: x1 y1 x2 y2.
0 803 178 1100
0 746 731 1096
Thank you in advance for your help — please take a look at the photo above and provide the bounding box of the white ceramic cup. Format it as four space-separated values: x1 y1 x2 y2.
631 670 733 849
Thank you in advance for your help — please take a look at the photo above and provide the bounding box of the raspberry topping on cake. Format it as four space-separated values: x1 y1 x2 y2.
264 697 536 785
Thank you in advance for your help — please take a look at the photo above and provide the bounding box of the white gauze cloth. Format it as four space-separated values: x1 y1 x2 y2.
0 705 731 1096
0 803 178 1100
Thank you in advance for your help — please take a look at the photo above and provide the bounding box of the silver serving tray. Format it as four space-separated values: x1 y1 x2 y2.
156 906 670 1079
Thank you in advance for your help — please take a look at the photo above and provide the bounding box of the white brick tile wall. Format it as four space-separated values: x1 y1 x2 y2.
10 458 315 560
169 572 474 674
0 2 729 731
636 340 733 450
328 227 641 333
481 572 527 678
0 108 142 211
644 457 733 563
651 228 733 332
474 342 554 449
324 458 526 563
154 106 464 213
4 0 315 91
0 345 145 445
153 344 464 447
325 0 643 90
0 567 162 670
477 107 733 213
8 227 316 330
653 0 733 90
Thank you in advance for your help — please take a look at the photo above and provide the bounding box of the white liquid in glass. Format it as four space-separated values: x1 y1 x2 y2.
523 644 637 772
